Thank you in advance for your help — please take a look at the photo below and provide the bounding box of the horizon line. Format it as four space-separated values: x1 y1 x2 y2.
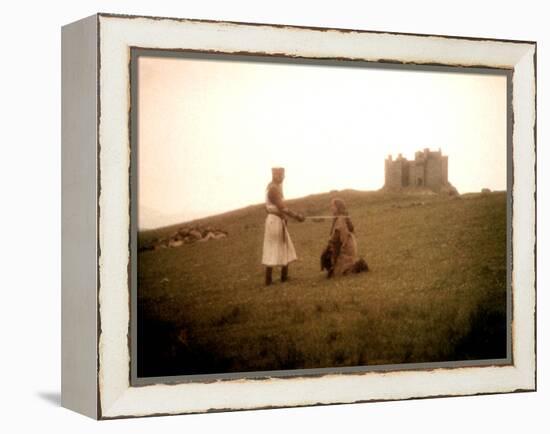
138 187 507 232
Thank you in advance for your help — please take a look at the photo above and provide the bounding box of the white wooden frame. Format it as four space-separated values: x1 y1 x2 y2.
61 13 536 419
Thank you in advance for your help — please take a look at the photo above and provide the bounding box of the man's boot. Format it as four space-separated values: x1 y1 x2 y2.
265 267 273 286
281 266 289 282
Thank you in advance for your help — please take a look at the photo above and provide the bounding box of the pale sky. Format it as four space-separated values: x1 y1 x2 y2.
137 55 507 229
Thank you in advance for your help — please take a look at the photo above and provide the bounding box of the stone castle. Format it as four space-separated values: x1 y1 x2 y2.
384 148 457 194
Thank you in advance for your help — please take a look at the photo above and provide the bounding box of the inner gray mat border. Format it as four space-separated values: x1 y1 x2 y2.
129 48 513 387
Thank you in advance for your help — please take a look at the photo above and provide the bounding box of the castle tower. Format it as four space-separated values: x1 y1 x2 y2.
384 154 405 189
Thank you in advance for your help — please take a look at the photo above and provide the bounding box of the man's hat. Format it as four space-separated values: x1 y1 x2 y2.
271 167 285 176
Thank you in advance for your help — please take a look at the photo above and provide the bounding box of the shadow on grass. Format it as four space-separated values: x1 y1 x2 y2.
137 295 507 377
451 304 507 361
137 309 233 378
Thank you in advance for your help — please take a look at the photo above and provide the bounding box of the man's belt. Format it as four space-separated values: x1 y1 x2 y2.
266 208 286 219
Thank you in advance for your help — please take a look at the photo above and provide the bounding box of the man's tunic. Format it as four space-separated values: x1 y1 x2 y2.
262 182 298 266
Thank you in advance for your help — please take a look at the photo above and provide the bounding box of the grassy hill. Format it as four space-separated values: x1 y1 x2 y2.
137 190 508 377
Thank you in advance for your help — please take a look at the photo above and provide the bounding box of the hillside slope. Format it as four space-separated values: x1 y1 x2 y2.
137 190 508 377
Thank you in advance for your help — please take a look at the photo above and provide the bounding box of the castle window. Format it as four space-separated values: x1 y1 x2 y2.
417 178 423 186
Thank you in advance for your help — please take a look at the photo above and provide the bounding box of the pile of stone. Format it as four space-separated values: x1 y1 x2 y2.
392 201 426 209
141 225 228 251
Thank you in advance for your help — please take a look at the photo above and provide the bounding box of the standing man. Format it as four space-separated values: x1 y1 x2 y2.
262 167 305 285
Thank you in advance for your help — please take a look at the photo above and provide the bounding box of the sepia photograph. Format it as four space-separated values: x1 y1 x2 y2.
133 50 510 380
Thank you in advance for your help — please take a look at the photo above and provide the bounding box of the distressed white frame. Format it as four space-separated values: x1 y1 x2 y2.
95 14 535 418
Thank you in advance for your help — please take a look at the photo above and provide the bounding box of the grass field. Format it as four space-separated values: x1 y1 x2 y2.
137 190 508 377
